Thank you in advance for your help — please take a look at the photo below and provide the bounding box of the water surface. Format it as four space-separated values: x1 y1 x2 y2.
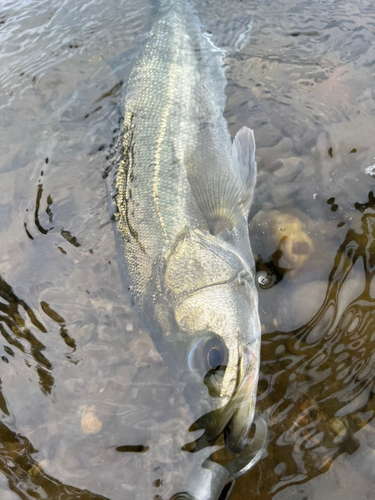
0 0 374 499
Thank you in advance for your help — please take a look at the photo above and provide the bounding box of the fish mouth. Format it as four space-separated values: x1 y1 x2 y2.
191 345 258 454
223 345 258 453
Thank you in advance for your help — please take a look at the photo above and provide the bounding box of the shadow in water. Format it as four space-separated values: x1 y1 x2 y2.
235 191 375 498
0 275 76 396
0 277 106 498
0 420 109 499
2 188 375 498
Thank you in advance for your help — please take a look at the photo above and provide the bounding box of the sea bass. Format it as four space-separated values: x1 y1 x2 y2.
113 0 261 453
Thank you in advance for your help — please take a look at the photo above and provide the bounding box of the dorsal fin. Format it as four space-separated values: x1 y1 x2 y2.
185 126 257 233
232 126 257 217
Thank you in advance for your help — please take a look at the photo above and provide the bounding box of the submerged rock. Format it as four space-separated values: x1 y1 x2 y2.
329 417 347 437
273 157 304 183
255 209 314 271
80 405 102 434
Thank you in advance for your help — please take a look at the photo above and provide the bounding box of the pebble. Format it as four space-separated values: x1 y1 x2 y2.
254 122 283 149
271 183 299 206
80 405 102 434
329 417 347 437
273 157 304 183
28 463 43 477
300 399 315 413
268 210 314 270
365 164 375 177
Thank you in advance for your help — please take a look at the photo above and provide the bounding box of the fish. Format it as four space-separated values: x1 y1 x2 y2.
112 0 261 454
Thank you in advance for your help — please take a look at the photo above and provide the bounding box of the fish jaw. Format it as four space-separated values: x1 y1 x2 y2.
192 343 259 453
224 345 259 453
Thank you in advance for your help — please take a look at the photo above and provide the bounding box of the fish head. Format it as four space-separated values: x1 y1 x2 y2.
173 275 260 453
156 229 261 453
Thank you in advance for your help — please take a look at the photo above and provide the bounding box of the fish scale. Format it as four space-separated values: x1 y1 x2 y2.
113 0 262 455
116 1 228 270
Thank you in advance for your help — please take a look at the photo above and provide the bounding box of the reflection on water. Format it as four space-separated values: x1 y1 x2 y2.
0 275 106 498
0 421 109 500
235 192 375 498
0 0 374 498
0 275 76 397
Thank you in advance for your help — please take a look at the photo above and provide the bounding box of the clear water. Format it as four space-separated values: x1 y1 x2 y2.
0 0 374 499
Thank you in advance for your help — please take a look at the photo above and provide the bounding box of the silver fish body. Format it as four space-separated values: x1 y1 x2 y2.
114 0 261 453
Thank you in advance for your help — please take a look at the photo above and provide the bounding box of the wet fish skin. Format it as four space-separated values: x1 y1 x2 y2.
114 0 260 453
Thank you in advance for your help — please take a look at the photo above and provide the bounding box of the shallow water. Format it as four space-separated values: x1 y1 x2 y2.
0 0 374 499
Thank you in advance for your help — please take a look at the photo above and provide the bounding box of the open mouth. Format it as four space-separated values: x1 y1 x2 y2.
222 345 258 453
186 345 258 454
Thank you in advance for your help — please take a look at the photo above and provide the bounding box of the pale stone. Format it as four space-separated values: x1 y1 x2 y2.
80 405 102 434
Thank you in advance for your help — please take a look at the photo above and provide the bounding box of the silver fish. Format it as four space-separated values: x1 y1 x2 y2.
113 0 261 453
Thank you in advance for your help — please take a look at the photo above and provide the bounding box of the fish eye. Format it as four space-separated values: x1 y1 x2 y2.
207 346 222 370
188 335 228 376
204 337 227 372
